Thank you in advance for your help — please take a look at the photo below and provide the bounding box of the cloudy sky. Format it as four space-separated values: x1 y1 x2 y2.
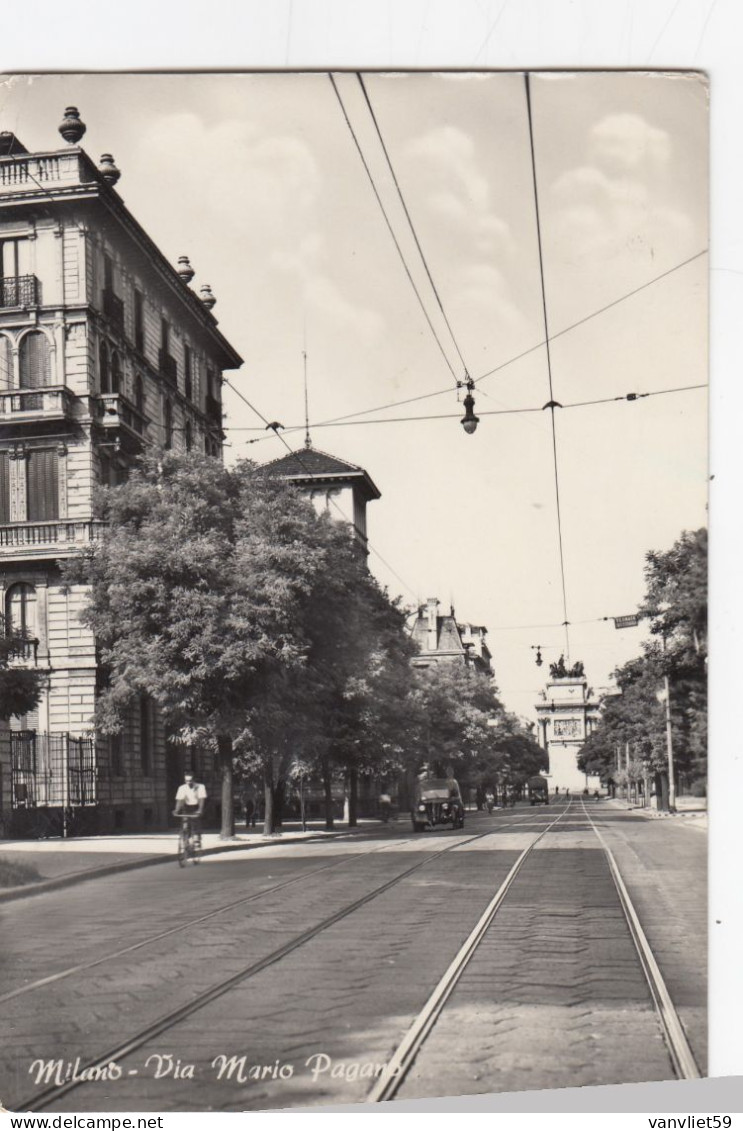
0 70 708 721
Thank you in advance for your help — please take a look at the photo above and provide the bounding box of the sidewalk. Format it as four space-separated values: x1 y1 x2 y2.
0 819 382 901
603 795 708 831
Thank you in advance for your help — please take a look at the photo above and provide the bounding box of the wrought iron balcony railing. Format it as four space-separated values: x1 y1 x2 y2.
0 274 40 308
9 730 97 809
159 349 178 386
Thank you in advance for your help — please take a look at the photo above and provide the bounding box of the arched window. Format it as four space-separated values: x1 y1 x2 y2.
0 336 11 392
164 399 173 450
6 583 37 640
111 351 121 395
99 340 110 394
134 374 144 415
184 420 192 452
19 331 51 389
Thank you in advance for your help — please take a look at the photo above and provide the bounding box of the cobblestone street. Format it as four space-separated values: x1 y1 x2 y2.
0 801 706 1112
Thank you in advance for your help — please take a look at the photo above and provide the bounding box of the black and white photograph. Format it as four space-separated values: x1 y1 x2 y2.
0 65 710 1114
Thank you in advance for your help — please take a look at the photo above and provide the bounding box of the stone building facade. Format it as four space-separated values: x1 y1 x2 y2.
410 598 492 675
534 672 602 794
0 111 242 836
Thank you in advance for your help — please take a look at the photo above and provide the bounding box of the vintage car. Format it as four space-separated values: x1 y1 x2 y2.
411 777 465 832
527 774 550 805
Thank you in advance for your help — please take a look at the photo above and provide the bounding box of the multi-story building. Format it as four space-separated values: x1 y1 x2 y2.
0 109 242 836
410 598 492 675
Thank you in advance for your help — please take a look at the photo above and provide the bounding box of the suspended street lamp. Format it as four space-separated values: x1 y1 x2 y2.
531 644 544 667
459 377 479 435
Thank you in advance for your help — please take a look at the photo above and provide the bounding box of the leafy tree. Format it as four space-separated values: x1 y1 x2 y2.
68 453 330 838
578 527 707 807
0 620 44 721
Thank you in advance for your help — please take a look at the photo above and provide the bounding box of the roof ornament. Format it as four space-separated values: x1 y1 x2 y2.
58 106 86 145
199 284 216 310
98 154 121 186
303 349 312 450
177 256 195 284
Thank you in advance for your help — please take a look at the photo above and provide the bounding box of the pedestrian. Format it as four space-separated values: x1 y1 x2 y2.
244 794 256 829
565 788 571 800
379 789 392 823
593 789 599 801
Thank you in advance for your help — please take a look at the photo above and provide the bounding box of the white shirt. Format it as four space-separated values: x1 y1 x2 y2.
175 782 207 806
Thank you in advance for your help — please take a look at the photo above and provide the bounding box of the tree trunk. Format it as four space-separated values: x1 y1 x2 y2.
348 765 358 828
322 755 334 830
263 764 275 835
655 770 669 812
217 734 235 840
274 778 286 828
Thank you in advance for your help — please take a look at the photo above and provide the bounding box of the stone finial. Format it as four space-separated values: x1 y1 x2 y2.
199 284 216 310
58 106 86 145
177 256 195 284
98 154 121 186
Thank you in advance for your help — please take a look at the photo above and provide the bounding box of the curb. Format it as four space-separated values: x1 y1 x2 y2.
0 828 362 904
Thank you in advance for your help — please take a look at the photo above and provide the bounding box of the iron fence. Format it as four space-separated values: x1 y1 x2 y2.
10 731 97 809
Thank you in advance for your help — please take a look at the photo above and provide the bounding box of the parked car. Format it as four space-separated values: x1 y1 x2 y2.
411 778 465 832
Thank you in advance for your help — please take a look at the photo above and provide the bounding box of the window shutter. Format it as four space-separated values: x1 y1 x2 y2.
19 332 51 389
0 336 11 392
0 451 9 522
27 449 59 521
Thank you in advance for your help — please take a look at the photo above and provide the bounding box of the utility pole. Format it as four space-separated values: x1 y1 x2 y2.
657 636 676 813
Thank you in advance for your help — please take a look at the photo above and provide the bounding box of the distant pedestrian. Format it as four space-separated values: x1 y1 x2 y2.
593 790 599 801
566 788 571 800
554 785 560 795
243 795 256 829
379 790 392 823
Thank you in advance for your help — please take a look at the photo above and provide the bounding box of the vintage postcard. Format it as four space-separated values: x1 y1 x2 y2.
0 70 707 1113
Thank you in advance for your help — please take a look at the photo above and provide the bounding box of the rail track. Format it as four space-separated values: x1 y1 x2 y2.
368 799 701 1101
12 799 698 1112
15 808 537 1112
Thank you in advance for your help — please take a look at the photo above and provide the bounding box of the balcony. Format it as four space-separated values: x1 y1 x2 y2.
6 636 39 664
159 349 178 387
0 151 98 198
0 385 77 428
94 392 149 448
0 275 40 308
0 519 104 561
102 288 125 335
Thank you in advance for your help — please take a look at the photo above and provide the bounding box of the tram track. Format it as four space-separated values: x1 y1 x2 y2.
15 810 545 1113
368 799 701 1101
2 807 537 1009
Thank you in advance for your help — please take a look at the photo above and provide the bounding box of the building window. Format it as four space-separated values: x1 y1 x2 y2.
110 732 124 777
6 583 37 638
184 345 192 401
184 420 192 452
99 340 110 393
0 449 9 522
19 331 51 389
164 399 173 450
103 253 114 293
140 695 152 776
161 318 170 355
134 373 144 415
111 350 121 395
0 335 11 391
26 449 59 521
133 288 144 352
0 238 34 306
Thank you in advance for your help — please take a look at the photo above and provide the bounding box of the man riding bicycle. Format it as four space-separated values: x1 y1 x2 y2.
174 772 207 847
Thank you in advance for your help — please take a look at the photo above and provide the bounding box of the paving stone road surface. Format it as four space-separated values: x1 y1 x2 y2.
0 802 705 1112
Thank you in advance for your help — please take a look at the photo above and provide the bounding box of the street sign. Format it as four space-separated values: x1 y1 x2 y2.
613 615 639 629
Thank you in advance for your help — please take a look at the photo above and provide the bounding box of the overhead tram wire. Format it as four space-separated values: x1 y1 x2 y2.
356 72 470 379
232 383 707 443
222 376 421 605
236 249 707 439
524 71 571 663
327 73 460 387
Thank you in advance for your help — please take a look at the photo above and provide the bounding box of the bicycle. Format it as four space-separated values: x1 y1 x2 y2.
174 812 201 867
